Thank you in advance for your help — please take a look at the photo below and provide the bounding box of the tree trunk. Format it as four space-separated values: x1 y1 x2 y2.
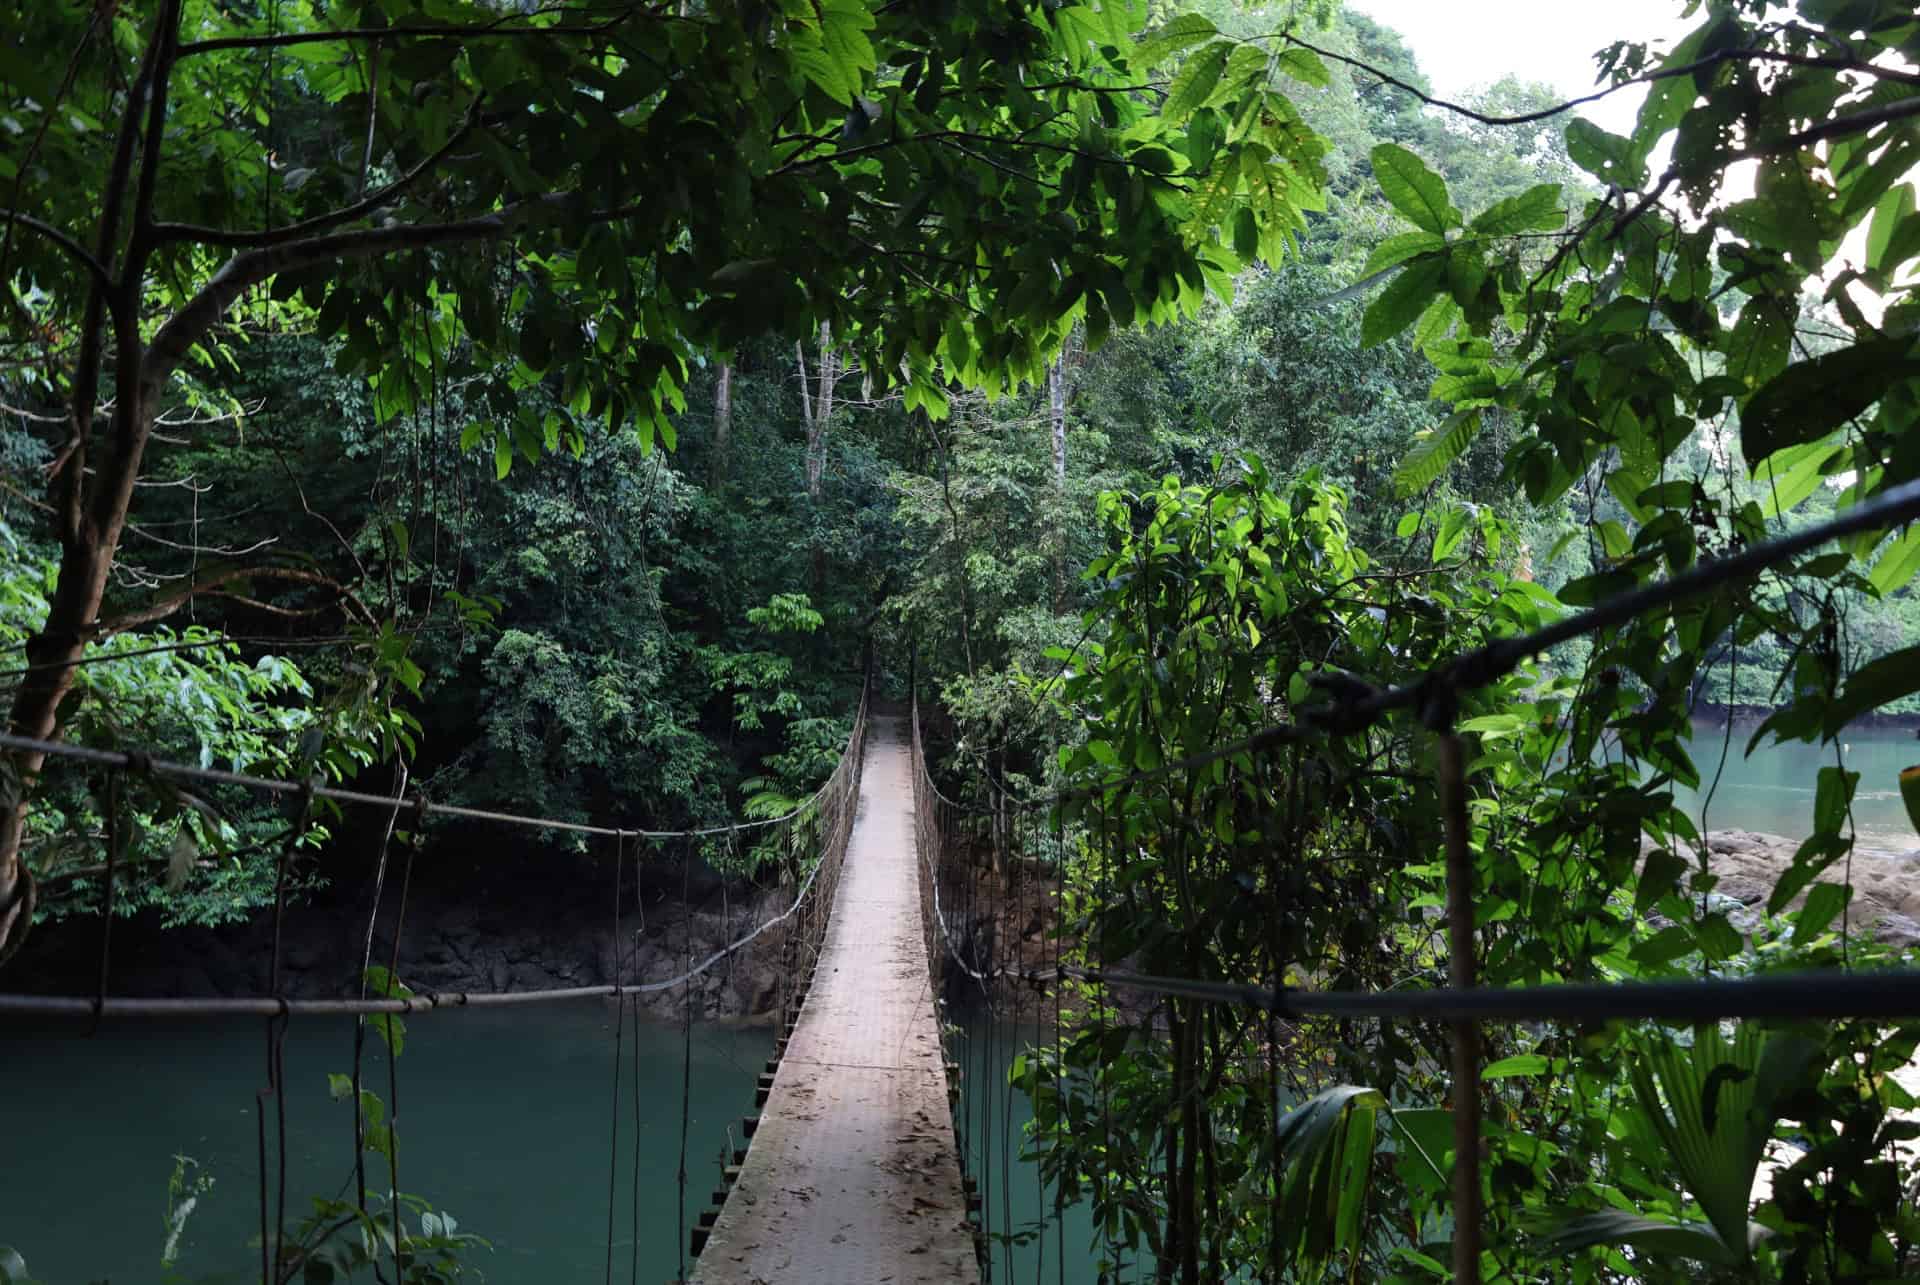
805 322 833 503
710 358 733 483
1048 355 1068 611
0 391 154 965
805 322 834 591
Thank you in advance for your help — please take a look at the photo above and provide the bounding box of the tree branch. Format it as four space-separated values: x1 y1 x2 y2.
129 0 186 267
140 198 573 403
1277 31 1920 130
0 212 115 291
175 10 660 58
149 98 484 250
100 566 372 636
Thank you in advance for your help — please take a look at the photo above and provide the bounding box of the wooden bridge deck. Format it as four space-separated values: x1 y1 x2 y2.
690 715 979 1284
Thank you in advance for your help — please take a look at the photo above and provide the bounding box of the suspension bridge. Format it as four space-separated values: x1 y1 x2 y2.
6 477 1920 1282
689 713 978 1283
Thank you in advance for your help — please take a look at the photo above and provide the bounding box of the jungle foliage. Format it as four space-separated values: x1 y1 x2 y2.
4 0 1920 1280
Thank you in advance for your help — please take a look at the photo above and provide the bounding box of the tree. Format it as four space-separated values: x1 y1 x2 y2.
0 0 1341 961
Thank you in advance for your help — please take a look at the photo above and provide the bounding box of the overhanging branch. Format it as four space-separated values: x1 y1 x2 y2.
140 197 573 401
150 100 486 250
0 212 115 293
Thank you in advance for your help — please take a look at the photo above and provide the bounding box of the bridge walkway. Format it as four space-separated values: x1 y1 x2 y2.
690 714 978 1284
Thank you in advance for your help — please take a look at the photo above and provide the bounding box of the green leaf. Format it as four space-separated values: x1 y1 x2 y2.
1535 1210 1743 1266
1361 230 1446 278
1361 252 1448 348
1740 338 1920 463
1164 40 1231 123
1484 1054 1549 1078
1636 849 1689 915
1627 1024 1816 1261
1470 183 1563 236
1868 182 1915 274
1814 764 1856 837
1902 766 1920 840
1867 524 1920 595
1274 47 1330 87
791 47 852 105
1133 13 1218 64
1370 143 1460 234
819 0 877 94
1392 409 1481 495
1726 299 1793 392
1565 119 1643 187
1752 437 1845 518
1446 246 1487 309
1274 1086 1384 1275
1794 881 1849 943
1827 644 1920 734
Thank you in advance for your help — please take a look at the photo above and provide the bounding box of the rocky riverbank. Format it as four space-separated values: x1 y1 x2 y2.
8 858 795 1022
1696 829 1920 947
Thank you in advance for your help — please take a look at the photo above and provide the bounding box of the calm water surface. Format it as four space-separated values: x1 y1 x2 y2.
3 1007 771 1284
1670 721 1918 846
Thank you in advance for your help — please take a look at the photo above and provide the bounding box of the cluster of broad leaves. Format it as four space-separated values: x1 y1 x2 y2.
1008 0 1920 1280
1020 461 1920 1282
3 0 1339 455
0 521 414 926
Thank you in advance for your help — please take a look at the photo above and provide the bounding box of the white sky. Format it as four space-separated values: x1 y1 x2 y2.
1348 1 1697 135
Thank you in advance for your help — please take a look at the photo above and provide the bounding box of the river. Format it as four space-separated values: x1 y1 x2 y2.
2 1004 1097 1284
1668 720 1917 847
4 1007 772 1284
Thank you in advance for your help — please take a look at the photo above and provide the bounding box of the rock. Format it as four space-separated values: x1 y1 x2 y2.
1876 913 1920 949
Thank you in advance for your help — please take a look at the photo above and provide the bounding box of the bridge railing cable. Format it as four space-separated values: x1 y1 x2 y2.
0 677 872 1020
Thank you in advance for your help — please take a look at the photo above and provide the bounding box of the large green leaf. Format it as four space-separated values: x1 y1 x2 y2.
1362 253 1449 349
1867 182 1915 274
1164 40 1231 123
1133 13 1218 64
1535 1210 1745 1265
1565 119 1644 187
1752 437 1845 518
1274 1086 1384 1274
1371 143 1460 234
1826 643 1920 734
1741 339 1920 462
1392 409 1482 495
1626 1024 1818 1260
1362 230 1447 277
1469 183 1564 236
1867 524 1920 595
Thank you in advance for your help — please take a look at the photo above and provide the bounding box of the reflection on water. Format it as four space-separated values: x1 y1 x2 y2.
2 1007 770 1283
1673 721 1918 846
954 1011 1110 1285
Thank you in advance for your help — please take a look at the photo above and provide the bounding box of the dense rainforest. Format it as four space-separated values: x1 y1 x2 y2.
4 0 1920 1280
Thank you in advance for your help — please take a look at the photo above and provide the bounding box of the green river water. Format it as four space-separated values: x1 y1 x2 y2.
1671 721 1919 847
3 1008 1089 1284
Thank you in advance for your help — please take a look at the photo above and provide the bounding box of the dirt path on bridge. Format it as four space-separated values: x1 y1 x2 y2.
690 715 979 1284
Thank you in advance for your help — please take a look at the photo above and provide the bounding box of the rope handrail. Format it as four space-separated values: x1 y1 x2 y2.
909 698 996 987
0 682 872 1018
0 700 864 842
1018 962 1920 1022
